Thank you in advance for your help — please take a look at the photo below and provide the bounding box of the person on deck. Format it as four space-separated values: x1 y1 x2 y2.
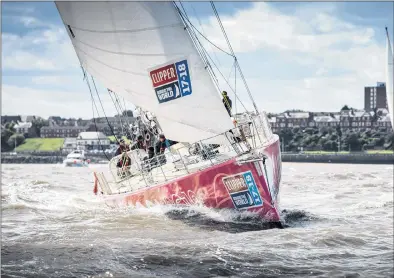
130 135 146 151
114 139 129 157
155 134 177 155
115 139 132 173
222 91 232 117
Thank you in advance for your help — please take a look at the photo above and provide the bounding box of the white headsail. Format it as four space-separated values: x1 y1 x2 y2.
385 28 394 128
55 2 234 143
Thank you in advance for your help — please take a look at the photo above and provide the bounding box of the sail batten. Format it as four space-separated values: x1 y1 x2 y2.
56 1 233 143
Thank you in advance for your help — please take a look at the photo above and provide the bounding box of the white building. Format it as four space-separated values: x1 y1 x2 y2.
62 138 78 153
14 122 33 135
76 132 110 150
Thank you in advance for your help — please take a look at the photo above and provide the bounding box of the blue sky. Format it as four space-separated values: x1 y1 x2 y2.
2 1 393 118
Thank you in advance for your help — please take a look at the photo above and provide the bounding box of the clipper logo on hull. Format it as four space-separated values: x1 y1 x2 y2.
149 59 192 103
222 171 263 210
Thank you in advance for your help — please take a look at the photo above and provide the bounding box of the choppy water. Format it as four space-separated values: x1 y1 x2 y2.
1 163 393 278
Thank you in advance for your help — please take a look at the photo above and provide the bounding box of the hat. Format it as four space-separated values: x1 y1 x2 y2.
222 91 227 96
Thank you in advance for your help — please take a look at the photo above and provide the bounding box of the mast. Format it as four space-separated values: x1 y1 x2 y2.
172 2 223 97
173 2 255 115
210 1 259 115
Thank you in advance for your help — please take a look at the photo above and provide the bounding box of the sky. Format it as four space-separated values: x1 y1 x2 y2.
1 1 393 119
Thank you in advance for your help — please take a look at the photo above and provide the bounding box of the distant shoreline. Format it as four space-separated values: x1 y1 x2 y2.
282 152 393 165
1 152 393 165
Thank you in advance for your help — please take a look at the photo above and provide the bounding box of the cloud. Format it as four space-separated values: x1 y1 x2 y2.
190 2 387 112
1 84 119 119
18 16 45 28
2 4 35 15
2 24 78 71
3 51 57 71
31 75 75 85
198 3 375 53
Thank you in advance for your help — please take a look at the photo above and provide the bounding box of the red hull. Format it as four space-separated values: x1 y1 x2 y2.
103 138 282 223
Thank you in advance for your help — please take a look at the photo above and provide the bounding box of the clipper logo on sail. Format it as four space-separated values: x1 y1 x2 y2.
222 171 263 209
149 59 192 103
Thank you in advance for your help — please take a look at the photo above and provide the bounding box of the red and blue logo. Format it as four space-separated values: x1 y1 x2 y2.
222 171 263 210
149 59 192 104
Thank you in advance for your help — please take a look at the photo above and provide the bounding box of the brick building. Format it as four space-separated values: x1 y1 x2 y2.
40 126 87 138
364 82 388 111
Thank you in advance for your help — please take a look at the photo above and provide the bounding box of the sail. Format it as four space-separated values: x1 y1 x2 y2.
55 1 233 144
386 30 394 128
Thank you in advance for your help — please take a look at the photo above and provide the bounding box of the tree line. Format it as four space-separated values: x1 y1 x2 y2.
1 119 49 152
278 126 393 152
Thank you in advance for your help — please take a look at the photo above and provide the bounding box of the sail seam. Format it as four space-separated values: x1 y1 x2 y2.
73 37 185 57
75 46 148 76
66 23 183 34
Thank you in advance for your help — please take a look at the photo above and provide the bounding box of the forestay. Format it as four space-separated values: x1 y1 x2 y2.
55 2 234 144
385 30 394 127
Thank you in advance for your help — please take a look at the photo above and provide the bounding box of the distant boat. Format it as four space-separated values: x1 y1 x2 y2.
56 2 283 226
63 150 89 167
385 27 394 127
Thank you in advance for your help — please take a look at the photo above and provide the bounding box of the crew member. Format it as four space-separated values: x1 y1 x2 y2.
114 139 129 156
115 139 131 169
130 135 146 151
222 91 232 117
155 134 177 155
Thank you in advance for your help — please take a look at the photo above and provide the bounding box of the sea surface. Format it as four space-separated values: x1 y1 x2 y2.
1 163 393 278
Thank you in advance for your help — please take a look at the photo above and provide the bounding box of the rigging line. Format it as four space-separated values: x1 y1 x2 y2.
234 61 238 116
90 89 110 162
108 90 125 129
175 1 221 91
122 96 133 127
210 1 259 114
175 1 220 89
190 28 220 85
114 92 133 133
82 67 111 161
121 97 140 138
80 64 110 161
173 2 234 57
204 48 248 112
226 59 235 83
91 76 120 144
113 92 133 137
235 62 259 114
176 1 241 103
210 2 234 55
190 2 222 68
178 2 211 68
108 91 125 136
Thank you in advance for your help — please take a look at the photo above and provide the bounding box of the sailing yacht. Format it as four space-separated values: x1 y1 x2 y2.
56 2 283 225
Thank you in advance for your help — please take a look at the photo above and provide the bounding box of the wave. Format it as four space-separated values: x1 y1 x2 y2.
162 206 320 233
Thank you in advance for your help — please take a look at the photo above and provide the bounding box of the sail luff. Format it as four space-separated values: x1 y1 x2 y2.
385 27 394 128
55 1 234 144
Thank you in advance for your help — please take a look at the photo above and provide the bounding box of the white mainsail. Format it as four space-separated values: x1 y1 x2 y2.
55 2 234 143
385 28 394 128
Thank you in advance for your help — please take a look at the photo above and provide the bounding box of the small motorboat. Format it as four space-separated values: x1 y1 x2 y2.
63 150 90 167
